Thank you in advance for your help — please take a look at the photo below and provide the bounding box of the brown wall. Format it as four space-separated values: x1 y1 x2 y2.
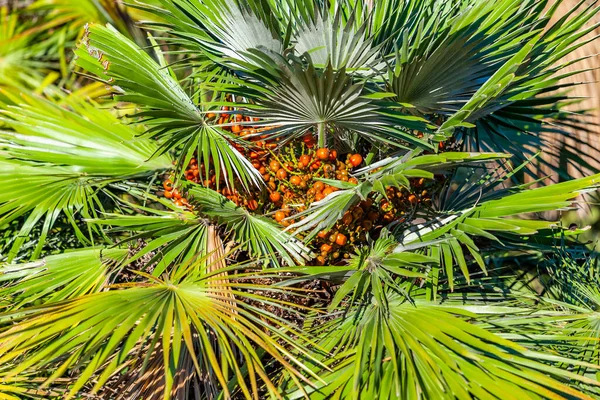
546 0 600 179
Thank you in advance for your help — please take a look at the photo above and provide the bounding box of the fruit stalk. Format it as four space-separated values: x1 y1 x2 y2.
317 122 326 149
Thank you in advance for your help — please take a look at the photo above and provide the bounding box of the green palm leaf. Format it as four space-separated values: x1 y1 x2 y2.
0 247 128 309
187 184 313 266
441 0 599 172
0 9 57 89
76 24 200 123
0 266 320 399
328 232 438 310
396 172 600 289
139 0 283 68
0 94 172 261
76 23 263 190
399 173 600 246
292 6 380 72
283 293 600 399
234 57 435 148
90 191 211 277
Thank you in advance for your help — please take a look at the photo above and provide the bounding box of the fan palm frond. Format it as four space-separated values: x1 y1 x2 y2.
328 231 438 310
292 5 380 72
187 184 313 266
0 247 128 309
448 0 599 173
0 94 172 261
77 23 263 190
0 260 321 399
0 8 58 89
138 0 283 68
90 191 212 277
395 172 600 290
235 56 435 148
283 292 600 400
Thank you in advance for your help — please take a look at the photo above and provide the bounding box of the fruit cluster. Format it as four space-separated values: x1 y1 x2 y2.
250 143 364 224
162 178 190 208
309 177 435 265
160 106 439 264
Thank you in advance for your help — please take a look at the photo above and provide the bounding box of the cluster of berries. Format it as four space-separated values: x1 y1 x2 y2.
162 179 190 208
250 142 364 225
160 105 439 263
309 177 436 265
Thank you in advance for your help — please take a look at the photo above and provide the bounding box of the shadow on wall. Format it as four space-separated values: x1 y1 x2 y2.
543 0 600 181
538 0 600 234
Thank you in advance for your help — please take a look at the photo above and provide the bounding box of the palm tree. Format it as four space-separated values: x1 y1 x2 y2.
1 0 600 398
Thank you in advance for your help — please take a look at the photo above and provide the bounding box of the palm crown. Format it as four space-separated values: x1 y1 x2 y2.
1 0 600 399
